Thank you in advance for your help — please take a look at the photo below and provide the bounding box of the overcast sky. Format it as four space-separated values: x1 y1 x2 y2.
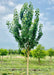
0 0 54 49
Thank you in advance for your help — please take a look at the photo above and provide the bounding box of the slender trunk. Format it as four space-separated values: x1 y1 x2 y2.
50 56 52 62
1 56 3 64
38 58 40 64
27 50 29 75
2 56 3 61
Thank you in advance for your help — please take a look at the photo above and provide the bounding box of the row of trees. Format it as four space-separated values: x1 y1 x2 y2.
0 48 21 62
0 44 54 63
0 48 21 56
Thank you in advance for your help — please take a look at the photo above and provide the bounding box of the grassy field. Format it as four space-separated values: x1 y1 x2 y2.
0 55 54 75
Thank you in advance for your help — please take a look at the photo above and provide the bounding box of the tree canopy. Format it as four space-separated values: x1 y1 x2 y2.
6 2 43 50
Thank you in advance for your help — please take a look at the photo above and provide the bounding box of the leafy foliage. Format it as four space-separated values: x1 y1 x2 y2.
8 49 14 54
21 49 27 57
0 48 8 56
29 50 33 57
47 48 54 57
33 44 46 58
18 48 21 54
32 44 46 63
6 2 43 50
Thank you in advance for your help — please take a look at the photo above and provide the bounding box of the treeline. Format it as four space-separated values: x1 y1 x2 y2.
0 44 54 63
0 48 21 56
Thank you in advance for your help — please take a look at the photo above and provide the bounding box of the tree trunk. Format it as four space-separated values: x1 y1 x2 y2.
38 58 40 64
27 50 29 75
1 56 3 64
50 56 52 62
2 56 3 61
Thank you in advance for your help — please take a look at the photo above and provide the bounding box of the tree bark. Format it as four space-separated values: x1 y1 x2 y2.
27 50 29 75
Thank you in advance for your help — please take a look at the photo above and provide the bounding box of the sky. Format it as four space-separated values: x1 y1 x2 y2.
0 0 54 49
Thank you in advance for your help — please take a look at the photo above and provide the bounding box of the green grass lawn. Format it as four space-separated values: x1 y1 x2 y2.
0 55 54 75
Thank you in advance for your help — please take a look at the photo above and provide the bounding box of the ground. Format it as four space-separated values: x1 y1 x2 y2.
0 55 54 75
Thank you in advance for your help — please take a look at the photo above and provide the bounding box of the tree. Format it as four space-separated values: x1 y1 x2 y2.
0 48 8 62
6 2 43 75
33 44 46 64
47 48 54 62
8 49 14 55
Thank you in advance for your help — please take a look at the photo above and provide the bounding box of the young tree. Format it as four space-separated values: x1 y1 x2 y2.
47 48 54 62
8 49 14 55
33 44 46 64
6 2 43 75
0 48 8 62
14 49 18 54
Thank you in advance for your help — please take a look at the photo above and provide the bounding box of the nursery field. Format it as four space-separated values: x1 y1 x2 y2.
0 55 54 75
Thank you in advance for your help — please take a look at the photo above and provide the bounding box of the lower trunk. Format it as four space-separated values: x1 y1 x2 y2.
27 50 29 75
1 56 3 64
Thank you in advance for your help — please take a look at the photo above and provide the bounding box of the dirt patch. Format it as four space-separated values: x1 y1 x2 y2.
11 68 23 71
31 69 41 71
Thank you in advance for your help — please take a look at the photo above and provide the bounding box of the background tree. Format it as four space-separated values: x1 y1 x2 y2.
33 44 46 64
8 49 14 60
47 48 54 62
6 2 43 75
0 48 8 62
8 49 14 55
18 48 21 54
13 49 18 54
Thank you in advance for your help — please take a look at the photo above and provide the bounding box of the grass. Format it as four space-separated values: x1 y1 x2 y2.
0 55 54 75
